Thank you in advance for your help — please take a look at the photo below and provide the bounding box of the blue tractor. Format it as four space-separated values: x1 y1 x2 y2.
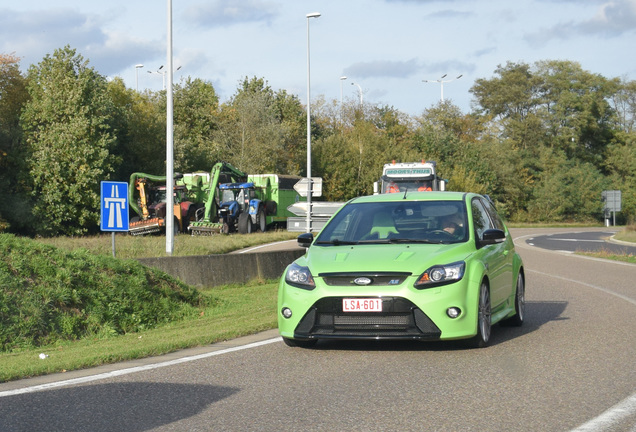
217 182 267 234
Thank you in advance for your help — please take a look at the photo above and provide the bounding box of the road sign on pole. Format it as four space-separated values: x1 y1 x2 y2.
101 181 129 232
602 190 621 227
294 177 322 197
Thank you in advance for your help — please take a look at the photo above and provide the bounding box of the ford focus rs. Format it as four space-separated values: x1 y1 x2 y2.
277 192 525 348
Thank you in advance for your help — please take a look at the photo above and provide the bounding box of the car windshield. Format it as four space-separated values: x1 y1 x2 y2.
315 200 468 245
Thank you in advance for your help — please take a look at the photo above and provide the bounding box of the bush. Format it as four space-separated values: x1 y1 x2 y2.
0 234 209 352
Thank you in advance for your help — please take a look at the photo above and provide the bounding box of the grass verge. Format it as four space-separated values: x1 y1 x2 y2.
0 279 279 383
577 251 636 264
37 230 299 259
613 224 636 243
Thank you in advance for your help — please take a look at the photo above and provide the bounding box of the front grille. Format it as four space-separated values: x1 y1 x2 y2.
319 272 411 287
331 314 410 326
294 297 441 340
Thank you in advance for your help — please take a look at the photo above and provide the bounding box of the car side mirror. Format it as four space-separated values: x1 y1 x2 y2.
479 229 506 246
297 232 314 248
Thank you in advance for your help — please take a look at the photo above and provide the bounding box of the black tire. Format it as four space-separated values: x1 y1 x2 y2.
222 222 231 234
468 281 491 348
173 217 180 236
265 200 277 216
238 212 252 234
501 271 525 327
282 337 317 348
183 208 196 233
257 208 267 232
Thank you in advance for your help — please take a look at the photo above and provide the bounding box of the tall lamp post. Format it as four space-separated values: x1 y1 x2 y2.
135 64 144 91
148 65 181 90
351 81 363 105
340 76 347 105
148 65 165 89
166 0 174 255
422 74 463 101
306 12 321 233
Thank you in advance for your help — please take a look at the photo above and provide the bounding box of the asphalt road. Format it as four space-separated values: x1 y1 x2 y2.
526 229 636 255
1 228 635 432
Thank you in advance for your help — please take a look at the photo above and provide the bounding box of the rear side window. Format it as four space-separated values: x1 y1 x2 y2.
481 198 505 231
471 198 492 240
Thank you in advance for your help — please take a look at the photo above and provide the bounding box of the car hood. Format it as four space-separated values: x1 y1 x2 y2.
303 242 474 275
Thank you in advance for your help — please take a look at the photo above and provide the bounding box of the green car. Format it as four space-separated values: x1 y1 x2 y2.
277 192 525 348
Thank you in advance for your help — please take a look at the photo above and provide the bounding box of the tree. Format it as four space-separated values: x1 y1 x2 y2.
535 60 617 167
0 53 30 232
107 78 166 179
272 89 306 175
214 77 305 174
173 77 221 171
604 139 636 223
526 147 606 222
21 46 118 236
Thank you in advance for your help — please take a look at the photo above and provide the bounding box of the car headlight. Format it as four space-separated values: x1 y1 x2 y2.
285 262 315 290
414 261 465 288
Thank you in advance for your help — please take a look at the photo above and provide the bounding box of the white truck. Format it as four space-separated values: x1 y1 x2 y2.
374 161 446 194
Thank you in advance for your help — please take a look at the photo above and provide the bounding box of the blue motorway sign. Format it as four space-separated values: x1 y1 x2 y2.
100 181 129 232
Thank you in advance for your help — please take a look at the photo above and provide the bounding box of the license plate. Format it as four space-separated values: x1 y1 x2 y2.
342 298 383 312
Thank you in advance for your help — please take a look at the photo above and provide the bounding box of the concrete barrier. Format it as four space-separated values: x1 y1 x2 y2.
138 249 305 287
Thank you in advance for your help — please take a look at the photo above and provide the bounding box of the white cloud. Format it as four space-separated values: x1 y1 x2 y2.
344 59 421 79
182 0 279 28
525 0 636 45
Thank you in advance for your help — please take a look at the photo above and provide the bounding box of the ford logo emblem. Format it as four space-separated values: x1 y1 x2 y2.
353 277 372 286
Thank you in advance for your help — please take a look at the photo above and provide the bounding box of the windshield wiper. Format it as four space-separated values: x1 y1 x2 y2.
314 239 358 246
387 238 439 244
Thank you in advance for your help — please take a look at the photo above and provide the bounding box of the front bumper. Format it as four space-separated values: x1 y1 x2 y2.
292 297 441 340
278 274 480 342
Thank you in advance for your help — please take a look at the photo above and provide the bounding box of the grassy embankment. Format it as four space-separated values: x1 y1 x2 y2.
0 230 298 383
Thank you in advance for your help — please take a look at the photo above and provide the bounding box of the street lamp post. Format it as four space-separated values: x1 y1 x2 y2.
422 74 463 101
166 0 174 255
351 82 363 105
340 76 347 105
148 65 164 89
148 65 181 90
135 64 144 91
306 12 321 234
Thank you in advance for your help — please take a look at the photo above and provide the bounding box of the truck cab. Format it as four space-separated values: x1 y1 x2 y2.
375 161 446 194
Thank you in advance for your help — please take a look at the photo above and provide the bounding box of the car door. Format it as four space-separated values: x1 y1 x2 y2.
481 197 515 304
471 197 510 310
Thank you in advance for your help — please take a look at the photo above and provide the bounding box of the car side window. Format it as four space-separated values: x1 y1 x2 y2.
471 198 492 240
481 198 505 231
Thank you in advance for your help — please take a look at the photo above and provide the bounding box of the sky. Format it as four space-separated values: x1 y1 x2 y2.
2 0 636 117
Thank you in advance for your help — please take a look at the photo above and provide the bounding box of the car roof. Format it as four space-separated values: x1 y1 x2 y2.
348 191 472 204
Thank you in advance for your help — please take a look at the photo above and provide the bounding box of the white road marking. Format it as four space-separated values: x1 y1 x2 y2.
570 392 636 431
0 337 282 398
547 238 605 242
526 268 636 431
237 240 297 253
529 269 636 311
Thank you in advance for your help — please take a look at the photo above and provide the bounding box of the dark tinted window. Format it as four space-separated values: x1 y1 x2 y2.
481 197 505 231
471 198 492 240
316 200 468 244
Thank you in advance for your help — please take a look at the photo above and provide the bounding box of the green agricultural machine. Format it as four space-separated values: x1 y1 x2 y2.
189 173 303 235
128 162 245 236
128 172 207 236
